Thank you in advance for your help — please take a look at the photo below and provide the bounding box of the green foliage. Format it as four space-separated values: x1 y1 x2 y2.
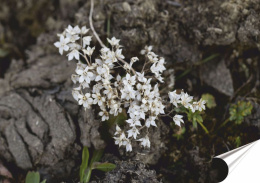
25 171 46 183
80 147 90 183
235 136 241 148
187 110 208 134
172 127 186 140
79 147 116 183
0 48 9 58
201 93 216 109
229 101 253 124
92 162 116 172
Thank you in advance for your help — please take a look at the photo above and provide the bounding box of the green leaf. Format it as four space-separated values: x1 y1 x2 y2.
201 93 216 109
92 162 116 172
25 171 40 183
229 101 253 124
80 147 90 183
0 48 9 58
89 149 104 167
82 168 92 183
235 136 241 148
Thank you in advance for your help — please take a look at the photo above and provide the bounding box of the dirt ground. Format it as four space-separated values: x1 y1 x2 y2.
0 0 260 182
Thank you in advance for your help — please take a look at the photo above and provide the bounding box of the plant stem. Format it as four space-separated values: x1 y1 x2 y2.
197 120 209 134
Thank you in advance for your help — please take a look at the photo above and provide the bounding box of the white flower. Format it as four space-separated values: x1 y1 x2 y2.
72 87 81 100
99 110 109 121
107 37 120 46
121 85 136 100
136 72 147 83
66 25 81 35
76 66 94 84
83 46 95 56
127 126 140 139
126 116 142 127
197 99 206 111
192 99 206 112
103 86 114 99
92 93 105 106
173 114 184 127
108 100 122 116
149 99 165 115
140 45 153 55
66 33 80 43
123 73 136 86
54 35 70 55
125 140 132 152
114 132 127 147
138 136 150 148
115 48 125 59
81 26 89 34
145 116 157 127
68 42 81 50
71 74 79 84
78 93 93 109
114 125 122 135
95 64 109 81
169 90 181 107
83 36 92 47
67 49 80 61
180 92 193 109
92 83 103 93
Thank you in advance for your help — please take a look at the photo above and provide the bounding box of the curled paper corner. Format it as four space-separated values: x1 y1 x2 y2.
212 139 260 183
211 157 228 182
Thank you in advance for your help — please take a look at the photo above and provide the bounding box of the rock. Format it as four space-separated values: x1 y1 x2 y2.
100 160 161 183
201 59 234 96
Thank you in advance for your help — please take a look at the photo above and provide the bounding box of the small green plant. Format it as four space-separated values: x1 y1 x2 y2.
172 127 186 140
220 100 253 128
187 110 208 134
201 93 216 109
80 147 116 183
25 171 46 183
229 101 253 124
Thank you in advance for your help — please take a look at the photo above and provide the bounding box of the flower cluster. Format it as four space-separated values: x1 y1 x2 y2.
54 25 206 152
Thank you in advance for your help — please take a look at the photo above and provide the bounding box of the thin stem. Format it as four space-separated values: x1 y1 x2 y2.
89 0 106 48
89 0 136 74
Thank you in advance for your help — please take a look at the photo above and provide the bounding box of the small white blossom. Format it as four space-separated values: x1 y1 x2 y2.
138 136 150 148
115 48 125 59
76 66 94 84
145 116 157 127
78 93 93 109
92 93 105 106
173 114 184 127
169 90 181 107
107 37 120 47
125 140 132 152
66 25 81 35
81 26 89 34
54 35 70 55
114 125 122 135
126 116 142 127
83 46 95 56
180 92 193 109
127 126 140 139
99 110 109 121
83 36 92 47
140 45 153 55
67 49 80 61
123 73 136 86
